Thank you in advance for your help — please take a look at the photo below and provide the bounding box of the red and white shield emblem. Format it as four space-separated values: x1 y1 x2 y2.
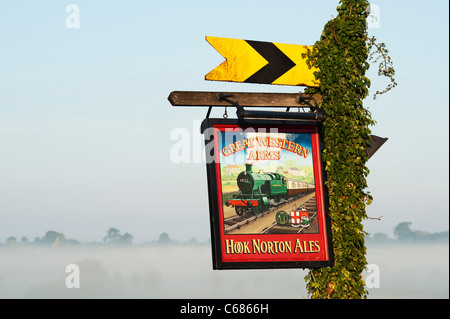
290 210 301 228
300 210 310 227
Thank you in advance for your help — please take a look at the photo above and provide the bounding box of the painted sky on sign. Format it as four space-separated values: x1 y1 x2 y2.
0 0 448 243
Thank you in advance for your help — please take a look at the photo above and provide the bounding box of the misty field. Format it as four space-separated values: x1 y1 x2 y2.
0 242 448 299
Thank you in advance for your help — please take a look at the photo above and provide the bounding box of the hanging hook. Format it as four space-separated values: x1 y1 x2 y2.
223 106 228 119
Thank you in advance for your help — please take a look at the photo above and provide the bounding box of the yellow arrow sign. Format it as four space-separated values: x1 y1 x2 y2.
205 36 319 87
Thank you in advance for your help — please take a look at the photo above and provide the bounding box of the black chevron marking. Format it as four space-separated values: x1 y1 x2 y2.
244 40 296 84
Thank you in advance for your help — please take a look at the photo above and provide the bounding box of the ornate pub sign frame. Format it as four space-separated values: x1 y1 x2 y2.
201 118 334 269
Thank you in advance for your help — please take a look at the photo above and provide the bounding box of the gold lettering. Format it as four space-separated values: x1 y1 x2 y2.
299 146 310 158
266 241 275 255
252 239 261 254
293 143 302 155
225 240 234 254
285 241 292 254
303 241 310 253
278 241 285 253
255 137 268 147
287 140 295 151
243 241 251 254
235 241 243 254
260 241 267 254
247 151 256 161
242 139 249 149
309 241 315 253
247 137 255 148
294 239 303 253
269 137 278 147
252 240 297 255
222 145 232 157
235 140 243 152
314 241 321 252
278 138 287 150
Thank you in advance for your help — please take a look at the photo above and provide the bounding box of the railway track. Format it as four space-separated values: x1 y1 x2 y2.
223 191 315 234
262 194 318 234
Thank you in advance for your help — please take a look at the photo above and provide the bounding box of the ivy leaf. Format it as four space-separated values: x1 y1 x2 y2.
303 0 393 300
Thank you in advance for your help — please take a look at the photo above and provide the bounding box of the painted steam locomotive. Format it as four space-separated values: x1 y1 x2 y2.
225 163 315 216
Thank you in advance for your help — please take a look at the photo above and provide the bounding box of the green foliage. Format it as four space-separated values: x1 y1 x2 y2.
393 222 414 240
103 227 134 245
33 231 67 246
367 37 397 99
6 236 18 246
392 222 449 242
302 0 395 299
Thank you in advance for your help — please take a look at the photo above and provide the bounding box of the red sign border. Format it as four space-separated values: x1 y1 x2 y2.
202 118 334 269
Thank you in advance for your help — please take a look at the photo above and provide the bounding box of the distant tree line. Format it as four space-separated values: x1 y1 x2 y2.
5 231 79 247
103 227 133 245
2 222 447 247
0 227 201 248
367 222 449 243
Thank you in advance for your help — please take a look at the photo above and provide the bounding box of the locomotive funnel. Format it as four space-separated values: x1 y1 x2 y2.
245 163 253 173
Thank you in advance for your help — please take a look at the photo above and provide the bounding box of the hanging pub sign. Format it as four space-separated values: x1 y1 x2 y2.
201 118 334 269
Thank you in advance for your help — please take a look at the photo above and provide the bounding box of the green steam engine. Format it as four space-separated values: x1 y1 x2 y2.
225 163 315 216
225 163 287 216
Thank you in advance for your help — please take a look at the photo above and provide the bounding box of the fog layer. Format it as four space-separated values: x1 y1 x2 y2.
0 243 448 299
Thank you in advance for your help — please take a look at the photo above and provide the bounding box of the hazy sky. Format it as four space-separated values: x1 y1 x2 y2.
0 0 448 243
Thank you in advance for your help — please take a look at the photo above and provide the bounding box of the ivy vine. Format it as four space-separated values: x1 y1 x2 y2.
302 0 396 298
